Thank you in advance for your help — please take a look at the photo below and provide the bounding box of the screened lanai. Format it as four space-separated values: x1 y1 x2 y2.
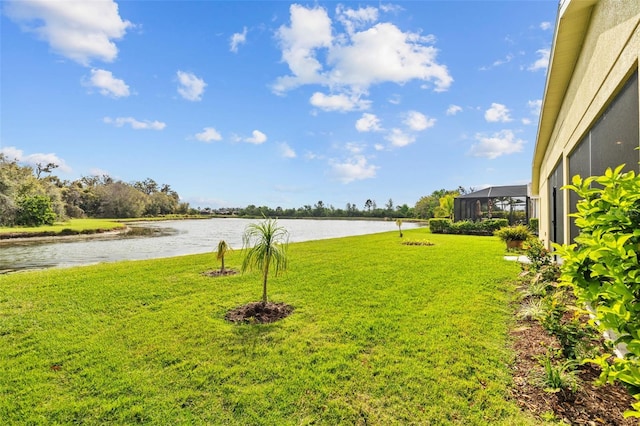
453 185 530 225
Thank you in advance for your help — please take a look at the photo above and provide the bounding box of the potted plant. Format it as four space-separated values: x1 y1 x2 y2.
494 224 532 249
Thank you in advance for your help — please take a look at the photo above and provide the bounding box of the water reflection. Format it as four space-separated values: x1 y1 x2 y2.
0 218 417 272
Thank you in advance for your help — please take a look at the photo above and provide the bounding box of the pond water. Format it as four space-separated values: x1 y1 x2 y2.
0 218 418 272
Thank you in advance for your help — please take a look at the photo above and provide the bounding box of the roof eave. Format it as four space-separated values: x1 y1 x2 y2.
531 0 598 194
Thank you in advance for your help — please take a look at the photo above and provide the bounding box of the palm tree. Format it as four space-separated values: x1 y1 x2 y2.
437 194 456 220
395 219 403 237
241 218 289 304
216 240 232 272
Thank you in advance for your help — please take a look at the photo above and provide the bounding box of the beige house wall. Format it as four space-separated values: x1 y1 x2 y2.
534 0 640 247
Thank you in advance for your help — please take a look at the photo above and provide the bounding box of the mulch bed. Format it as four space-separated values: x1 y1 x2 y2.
202 269 239 277
511 319 636 425
225 301 293 324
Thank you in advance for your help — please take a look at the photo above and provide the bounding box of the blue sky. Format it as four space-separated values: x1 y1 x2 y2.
1 1 557 209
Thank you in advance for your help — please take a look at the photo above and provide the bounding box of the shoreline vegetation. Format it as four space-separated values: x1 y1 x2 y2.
0 216 428 242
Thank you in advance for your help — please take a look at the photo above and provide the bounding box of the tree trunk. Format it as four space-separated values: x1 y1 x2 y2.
262 257 270 304
220 256 225 272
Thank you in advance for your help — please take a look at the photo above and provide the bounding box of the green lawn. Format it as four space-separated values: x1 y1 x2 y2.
0 228 537 425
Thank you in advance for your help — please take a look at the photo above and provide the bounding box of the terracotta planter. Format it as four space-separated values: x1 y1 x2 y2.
506 240 524 249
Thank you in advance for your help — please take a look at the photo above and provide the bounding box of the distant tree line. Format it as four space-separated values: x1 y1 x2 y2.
0 154 190 226
1 152 479 227
230 187 475 220
232 198 413 219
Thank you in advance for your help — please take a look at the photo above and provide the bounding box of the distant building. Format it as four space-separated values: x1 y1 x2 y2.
532 0 640 247
454 185 530 225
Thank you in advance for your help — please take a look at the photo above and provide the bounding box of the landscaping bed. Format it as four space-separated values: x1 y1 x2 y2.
511 317 635 425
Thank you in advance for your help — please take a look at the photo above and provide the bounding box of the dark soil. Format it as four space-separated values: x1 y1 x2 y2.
225 301 293 324
202 269 239 277
511 319 636 425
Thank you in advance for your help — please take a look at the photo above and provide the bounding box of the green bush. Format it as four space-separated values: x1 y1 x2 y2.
429 218 508 235
428 218 451 233
479 219 509 233
555 165 640 418
15 195 56 226
494 225 533 242
529 217 539 234
524 238 552 272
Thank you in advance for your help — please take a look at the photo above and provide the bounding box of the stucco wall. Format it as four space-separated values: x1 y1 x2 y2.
536 0 640 246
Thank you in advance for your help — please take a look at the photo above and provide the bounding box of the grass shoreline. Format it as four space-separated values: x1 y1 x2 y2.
0 228 535 424
0 217 428 241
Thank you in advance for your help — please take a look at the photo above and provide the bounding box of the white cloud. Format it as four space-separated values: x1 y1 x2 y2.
103 116 166 130
329 155 378 183
335 4 378 35
528 99 542 116
484 103 512 123
480 53 515 71
469 130 525 159
230 27 248 53
327 22 451 92
404 111 435 131
374 143 385 151
273 5 452 96
344 142 365 154
528 48 550 72
388 94 401 105
446 105 462 116
1 146 71 173
310 92 371 112
272 4 333 93
386 128 415 147
279 143 296 158
195 127 222 142
4 0 131 66
89 167 110 176
521 118 532 125
355 113 382 132
305 151 321 160
540 21 552 31
83 68 129 97
177 71 206 101
245 130 267 144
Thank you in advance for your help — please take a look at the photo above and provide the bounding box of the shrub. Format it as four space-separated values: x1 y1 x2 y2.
482 218 509 232
529 217 539 234
538 354 579 393
524 238 553 272
494 225 533 242
15 195 56 226
518 297 545 321
555 165 640 417
428 218 508 235
428 218 451 233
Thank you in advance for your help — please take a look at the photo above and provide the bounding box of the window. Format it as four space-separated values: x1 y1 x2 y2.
548 159 564 246
567 70 639 241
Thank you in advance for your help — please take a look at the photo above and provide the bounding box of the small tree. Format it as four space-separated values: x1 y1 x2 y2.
241 218 289 304
395 219 403 237
216 240 232 272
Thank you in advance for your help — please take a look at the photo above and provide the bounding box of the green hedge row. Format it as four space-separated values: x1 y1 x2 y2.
428 218 509 235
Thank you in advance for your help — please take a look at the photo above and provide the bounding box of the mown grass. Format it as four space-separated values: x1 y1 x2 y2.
0 228 537 425
0 218 125 235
